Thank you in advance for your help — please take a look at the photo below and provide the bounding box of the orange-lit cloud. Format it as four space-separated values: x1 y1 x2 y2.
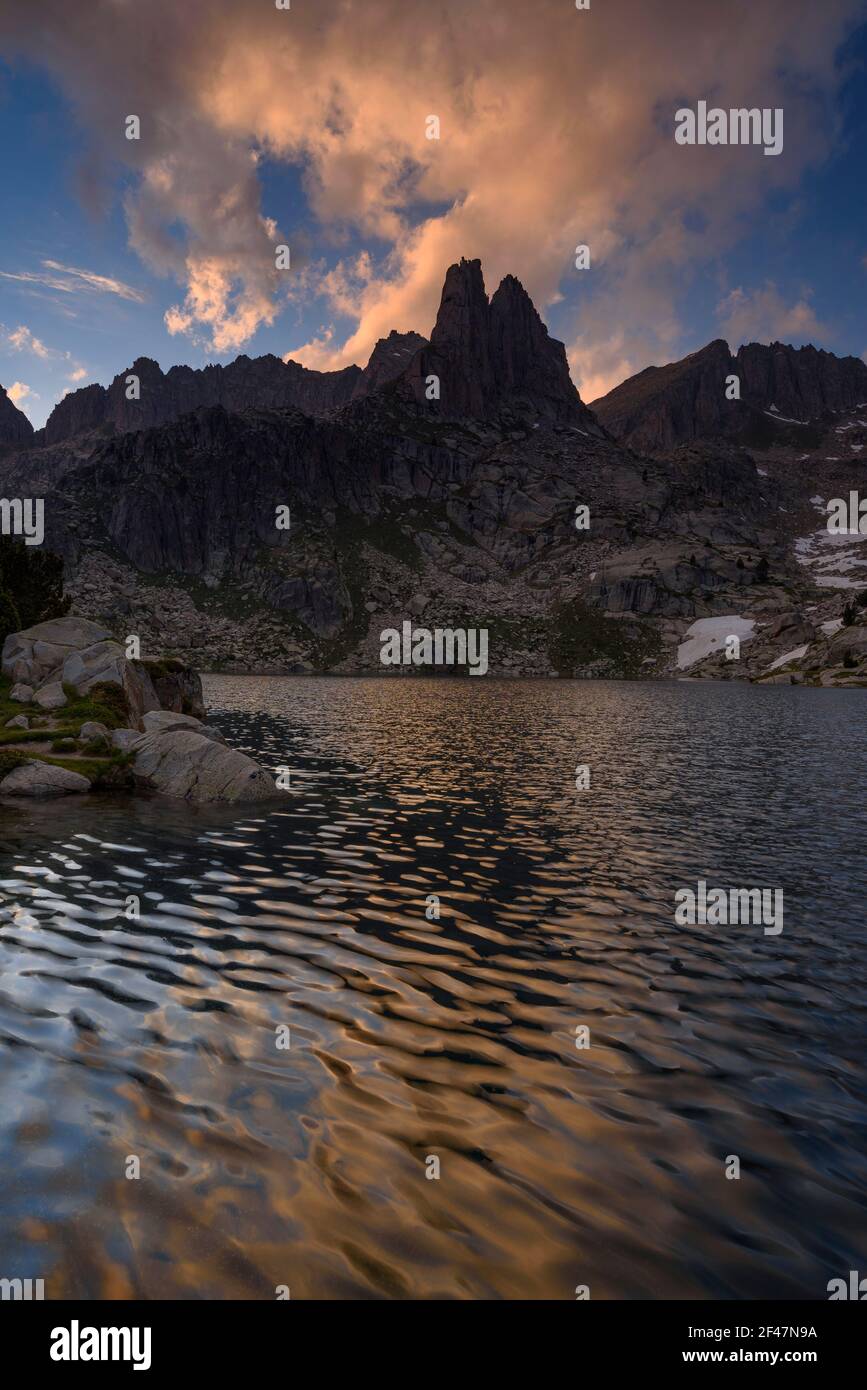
0 0 860 379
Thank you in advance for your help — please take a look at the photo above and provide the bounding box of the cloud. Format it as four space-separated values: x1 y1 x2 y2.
1 322 89 390
6 324 50 358
0 260 145 302
42 260 146 302
716 282 830 347
7 381 37 406
0 0 860 371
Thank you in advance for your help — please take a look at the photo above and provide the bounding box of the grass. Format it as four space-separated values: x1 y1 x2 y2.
0 725 79 747
0 673 128 731
547 598 662 678
0 673 135 792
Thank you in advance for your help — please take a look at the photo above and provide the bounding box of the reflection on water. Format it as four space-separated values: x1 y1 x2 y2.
1 676 866 1299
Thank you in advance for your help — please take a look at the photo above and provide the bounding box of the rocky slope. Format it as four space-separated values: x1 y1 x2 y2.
2 259 865 688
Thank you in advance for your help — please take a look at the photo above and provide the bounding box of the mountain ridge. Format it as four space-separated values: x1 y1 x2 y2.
3 257 867 689
592 338 867 451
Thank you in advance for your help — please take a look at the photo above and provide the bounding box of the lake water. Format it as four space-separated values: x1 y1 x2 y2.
1 676 866 1299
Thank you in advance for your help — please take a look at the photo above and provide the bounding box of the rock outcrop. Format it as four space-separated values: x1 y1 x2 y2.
2 617 112 686
1 613 280 799
403 258 603 429
131 729 278 802
0 382 34 446
2 616 160 725
352 331 428 399
0 761 91 796
140 660 206 719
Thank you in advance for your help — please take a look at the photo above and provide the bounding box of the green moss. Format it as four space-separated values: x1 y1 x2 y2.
0 749 28 779
140 657 188 678
0 725 77 747
62 680 129 729
50 738 79 753
42 751 135 791
81 736 109 755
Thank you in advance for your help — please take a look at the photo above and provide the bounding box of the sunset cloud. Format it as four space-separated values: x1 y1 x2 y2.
6 324 50 358
716 283 830 348
7 380 36 407
0 0 860 375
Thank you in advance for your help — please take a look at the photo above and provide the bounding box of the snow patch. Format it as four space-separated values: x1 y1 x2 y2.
765 644 809 672
794 526 867 589
677 616 756 669
764 409 804 425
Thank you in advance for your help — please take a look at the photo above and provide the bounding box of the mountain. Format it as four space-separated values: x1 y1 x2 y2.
592 340 867 452
0 383 34 446
351 330 428 398
403 258 603 429
37 354 363 446
3 259 866 688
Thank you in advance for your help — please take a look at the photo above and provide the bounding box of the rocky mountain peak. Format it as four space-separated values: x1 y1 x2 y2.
404 258 601 427
352 330 428 399
0 382 34 446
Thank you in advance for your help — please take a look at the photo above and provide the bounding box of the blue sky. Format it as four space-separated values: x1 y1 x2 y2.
1 1 865 428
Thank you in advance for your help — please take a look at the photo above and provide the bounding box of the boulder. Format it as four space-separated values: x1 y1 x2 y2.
33 682 67 710
9 684 34 703
2 617 111 686
79 719 111 749
111 727 144 753
4 714 29 729
0 760 91 797
61 640 159 727
140 661 206 720
132 730 279 803
140 710 226 744
829 623 867 665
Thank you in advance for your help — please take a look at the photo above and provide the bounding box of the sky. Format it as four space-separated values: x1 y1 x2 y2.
0 0 865 429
